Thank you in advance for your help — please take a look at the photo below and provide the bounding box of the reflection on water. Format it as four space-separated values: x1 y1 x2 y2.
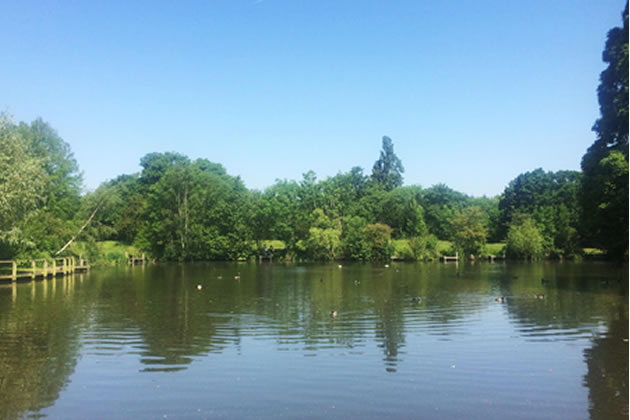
0 262 626 419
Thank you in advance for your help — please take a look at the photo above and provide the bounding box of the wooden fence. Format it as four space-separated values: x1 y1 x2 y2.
0 257 89 282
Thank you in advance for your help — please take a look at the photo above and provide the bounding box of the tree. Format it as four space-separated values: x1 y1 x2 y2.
419 184 468 240
371 136 404 191
320 167 368 221
505 214 545 259
18 118 82 221
581 2 629 259
0 116 85 258
0 115 47 257
498 169 581 255
582 151 629 257
364 223 394 261
378 186 426 239
450 206 487 257
340 216 370 260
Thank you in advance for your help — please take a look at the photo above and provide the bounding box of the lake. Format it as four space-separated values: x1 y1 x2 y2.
0 261 627 420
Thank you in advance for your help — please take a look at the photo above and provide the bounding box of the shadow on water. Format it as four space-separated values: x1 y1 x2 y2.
0 276 83 420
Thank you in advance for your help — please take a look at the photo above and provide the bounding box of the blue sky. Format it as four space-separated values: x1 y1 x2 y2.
1 0 625 196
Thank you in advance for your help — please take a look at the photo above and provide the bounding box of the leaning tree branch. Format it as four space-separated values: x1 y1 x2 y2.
54 203 101 256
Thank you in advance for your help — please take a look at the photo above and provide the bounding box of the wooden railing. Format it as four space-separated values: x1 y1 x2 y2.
0 257 89 282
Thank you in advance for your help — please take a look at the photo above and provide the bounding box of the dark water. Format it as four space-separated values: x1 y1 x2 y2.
0 261 627 420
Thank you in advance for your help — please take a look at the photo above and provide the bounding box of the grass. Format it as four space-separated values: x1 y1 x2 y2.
259 240 286 250
68 240 141 266
98 241 141 255
485 243 505 255
583 248 604 256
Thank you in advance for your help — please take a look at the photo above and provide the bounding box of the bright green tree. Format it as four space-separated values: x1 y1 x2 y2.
0 116 47 257
505 214 545 259
364 223 394 261
450 206 487 257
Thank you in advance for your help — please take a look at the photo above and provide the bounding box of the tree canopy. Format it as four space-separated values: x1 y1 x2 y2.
581 2 629 259
371 136 404 191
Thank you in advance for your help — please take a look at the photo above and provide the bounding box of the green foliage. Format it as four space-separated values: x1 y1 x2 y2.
295 209 341 260
133 154 254 261
470 196 501 242
0 116 47 258
584 2 629 172
0 115 82 259
498 169 581 256
395 234 439 261
298 227 341 261
505 214 545 259
419 184 468 240
341 216 370 261
580 3 629 259
18 119 82 221
378 186 426 239
4 111 605 262
484 242 505 257
581 151 629 258
364 223 394 261
450 206 487 257
70 241 141 265
371 136 404 191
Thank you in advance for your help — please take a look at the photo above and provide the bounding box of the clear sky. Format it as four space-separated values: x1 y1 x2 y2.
1 0 625 196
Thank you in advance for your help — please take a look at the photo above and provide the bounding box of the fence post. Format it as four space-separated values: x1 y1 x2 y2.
43 260 48 277
31 260 36 279
63 258 67 275
52 259 57 276
12 261 17 281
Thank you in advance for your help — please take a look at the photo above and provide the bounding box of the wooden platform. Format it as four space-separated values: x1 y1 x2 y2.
440 252 459 262
128 253 146 265
0 257 89 282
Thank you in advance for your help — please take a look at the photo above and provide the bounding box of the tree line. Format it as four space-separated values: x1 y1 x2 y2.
0 3 626 262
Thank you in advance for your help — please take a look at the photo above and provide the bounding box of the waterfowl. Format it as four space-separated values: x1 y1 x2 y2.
535 294 544 300
412 296 422 303
196 284 203 290
217 275 223 280
330 310 338 318
495 297 505 303
234 272 241 280
384 264 390 268
354 280 360 285
338 264 343 268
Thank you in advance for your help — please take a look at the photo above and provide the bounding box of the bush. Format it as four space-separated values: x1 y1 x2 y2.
341 216 370 261
450 207 488 257
364 223 394 261
506 215 544 259
403 234 440 260
298 227 341 261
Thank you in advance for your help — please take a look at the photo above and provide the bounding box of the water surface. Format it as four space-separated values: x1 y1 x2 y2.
0 261 627 419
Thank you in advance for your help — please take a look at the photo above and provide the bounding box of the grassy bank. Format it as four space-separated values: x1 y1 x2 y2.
77 240 605 264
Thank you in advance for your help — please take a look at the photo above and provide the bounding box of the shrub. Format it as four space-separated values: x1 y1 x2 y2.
364 223 394 261
506 215 544 259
